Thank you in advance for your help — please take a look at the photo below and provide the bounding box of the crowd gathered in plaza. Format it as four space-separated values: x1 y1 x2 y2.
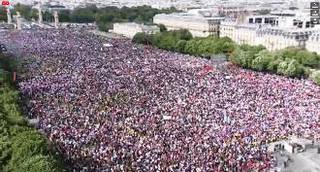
0 29 319 171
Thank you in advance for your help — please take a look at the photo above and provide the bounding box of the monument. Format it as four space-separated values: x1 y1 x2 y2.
6 8 12 24
16 12 22 30
54 11 59 28
38 4 43 26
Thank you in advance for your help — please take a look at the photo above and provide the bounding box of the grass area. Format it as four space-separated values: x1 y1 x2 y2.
0 54 64 172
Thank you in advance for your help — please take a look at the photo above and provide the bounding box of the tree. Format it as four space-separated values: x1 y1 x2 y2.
0 7 7 22
157 33 178 50
6 130 50 171
95 12 117 31
231 49 254 68
0 69 4 83
184 39 199 55
278 47 300 60
198 38 216 55
43 11 53 22
0 117 10 170
58 10 71 22
30 9 39 21
132 32 153 45
251 50 274 71
239 44 265 53
311 70 320 85
267 59 281 72
285 59 304 77
174 29 193 40
230 45 260 68
216 39 236 54
158 24 167 32
11 130 48 159
12 155 57 172
0 137 11 171
294 50 320 68
240 51 255 68
13 3 33 20
175 40 187 53
0 55 64 172
70 7 96 23
277 60 289 75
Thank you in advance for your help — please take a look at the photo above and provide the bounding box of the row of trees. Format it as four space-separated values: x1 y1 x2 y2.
133 30 320 84
0 55 63 172
310 70 320 85
230 45 320 77
0 4 178 32
0 4 53 22
133 30 236 57
70 5 178 31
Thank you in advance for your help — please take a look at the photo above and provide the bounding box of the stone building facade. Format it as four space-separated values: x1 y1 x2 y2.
220 13 320 53
306 33 320 54
111 22 160 38
153 12 224 37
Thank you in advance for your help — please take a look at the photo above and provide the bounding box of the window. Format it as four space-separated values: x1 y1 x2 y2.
255 18 262 23
265 18 273 24
306 22 310 28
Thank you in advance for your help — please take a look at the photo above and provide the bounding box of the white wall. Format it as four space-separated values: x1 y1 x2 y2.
112 23 159 38
220 22 301 51
306 36 320 54
153 14 220 37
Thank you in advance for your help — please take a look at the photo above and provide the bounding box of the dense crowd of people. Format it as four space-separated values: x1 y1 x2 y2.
0 29 319 171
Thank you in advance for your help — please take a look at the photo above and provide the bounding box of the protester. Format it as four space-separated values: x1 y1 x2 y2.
0 29 319 171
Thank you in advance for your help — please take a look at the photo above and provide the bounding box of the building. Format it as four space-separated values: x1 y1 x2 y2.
60 23 97 29
220 22 258 46
220 22 311 51
306 33 320 54
153 10 224 37
268 136 320 172
111 22 160 38
220 10 320 51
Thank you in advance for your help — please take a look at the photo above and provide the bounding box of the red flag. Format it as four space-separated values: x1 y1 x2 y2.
198 64 214 78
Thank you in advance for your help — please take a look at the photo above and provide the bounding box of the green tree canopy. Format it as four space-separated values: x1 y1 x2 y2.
311 70 320 85
132 32 153 45
175 40 187 53
251 50 275 71
13 3 33 20
285 59 304 77
277 60 289 76
0 54 64 171
0 7 7 22
294 50 320 68
158 24 167 32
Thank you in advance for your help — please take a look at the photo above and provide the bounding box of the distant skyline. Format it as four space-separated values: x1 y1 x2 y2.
8 0 312 10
